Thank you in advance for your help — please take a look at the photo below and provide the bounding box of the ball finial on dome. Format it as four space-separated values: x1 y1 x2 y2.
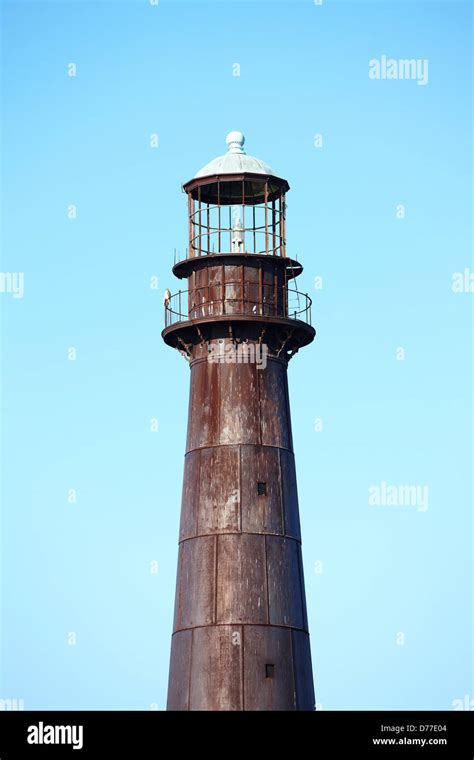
226 131 245 154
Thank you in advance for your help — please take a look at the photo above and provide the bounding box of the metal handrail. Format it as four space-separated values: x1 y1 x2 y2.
164 288 312 328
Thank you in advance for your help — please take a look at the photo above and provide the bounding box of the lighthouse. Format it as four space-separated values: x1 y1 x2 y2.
162 132 316 710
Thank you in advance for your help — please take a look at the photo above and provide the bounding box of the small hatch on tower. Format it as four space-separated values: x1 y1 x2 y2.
265 664 275 679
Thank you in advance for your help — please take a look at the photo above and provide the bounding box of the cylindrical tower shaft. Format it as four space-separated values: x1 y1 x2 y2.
167 349 315 710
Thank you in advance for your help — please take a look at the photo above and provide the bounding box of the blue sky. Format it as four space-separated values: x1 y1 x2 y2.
1 0 472 710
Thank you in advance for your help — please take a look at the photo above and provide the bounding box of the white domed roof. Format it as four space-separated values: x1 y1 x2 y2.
194 131 275 178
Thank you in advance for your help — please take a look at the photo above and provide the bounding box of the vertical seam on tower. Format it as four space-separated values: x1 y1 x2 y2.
196 448 201 537
264 534 270 625
240 624 245 710
278 447 285 537
213 534 218 625
289 627 297 710
283 365 293 452
238 445 242 533
188 628 194 711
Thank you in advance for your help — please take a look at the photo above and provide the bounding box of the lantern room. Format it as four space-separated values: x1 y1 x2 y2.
183 131 289 258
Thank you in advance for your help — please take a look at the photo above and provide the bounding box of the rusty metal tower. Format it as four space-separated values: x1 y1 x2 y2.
163 132 316 710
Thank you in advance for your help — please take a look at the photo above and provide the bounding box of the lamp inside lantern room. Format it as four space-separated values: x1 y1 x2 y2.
231 208 244 253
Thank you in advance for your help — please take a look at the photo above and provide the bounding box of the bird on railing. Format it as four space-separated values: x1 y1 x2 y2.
163 288 171 308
